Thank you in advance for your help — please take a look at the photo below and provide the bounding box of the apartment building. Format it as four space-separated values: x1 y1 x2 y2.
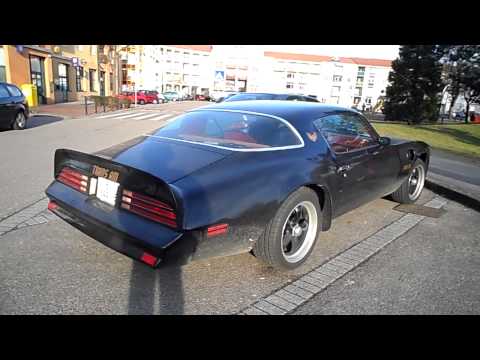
121 45 213 96
116 46 392 107
262 51 391 108
0 45 120 105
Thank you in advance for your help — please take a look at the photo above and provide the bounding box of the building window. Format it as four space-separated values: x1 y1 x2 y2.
331 86 341 96
58 63 69 91
286 82 294 89
0 47 5 82
354 87 362 97
76 67 83 92
287 72 295 79
365 97 372 105
333 75 342 82
0 65 5 83
357 66 365 75
368 80 374 88
89 69 96 92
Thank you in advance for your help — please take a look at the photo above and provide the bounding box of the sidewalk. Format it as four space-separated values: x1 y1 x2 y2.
30 101 116 119
427 149 480 204
292 198 480 315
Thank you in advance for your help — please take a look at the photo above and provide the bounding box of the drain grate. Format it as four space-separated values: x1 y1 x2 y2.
393 204 446 218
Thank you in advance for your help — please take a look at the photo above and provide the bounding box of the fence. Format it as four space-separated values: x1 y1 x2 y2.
83 95 132 116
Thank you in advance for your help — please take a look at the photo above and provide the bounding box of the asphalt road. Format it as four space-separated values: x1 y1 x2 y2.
0 102 477 314
0 101 202 221
429 149 480 187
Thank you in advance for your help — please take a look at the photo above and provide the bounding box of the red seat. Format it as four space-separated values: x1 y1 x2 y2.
223 131 256 143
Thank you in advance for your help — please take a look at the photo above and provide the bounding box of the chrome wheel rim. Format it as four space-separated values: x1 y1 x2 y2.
16 113 26 128
281 201 318 263
408 164 425 200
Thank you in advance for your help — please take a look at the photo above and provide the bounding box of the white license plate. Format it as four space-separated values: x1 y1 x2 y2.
95 177 120 206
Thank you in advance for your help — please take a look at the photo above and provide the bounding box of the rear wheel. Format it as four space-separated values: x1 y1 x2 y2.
139 99 145 105
391 159 426 203
253 187 321 270
12 111 27 130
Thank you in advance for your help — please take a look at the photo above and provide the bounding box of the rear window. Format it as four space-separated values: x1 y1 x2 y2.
153 110 302 150
225 93 275 102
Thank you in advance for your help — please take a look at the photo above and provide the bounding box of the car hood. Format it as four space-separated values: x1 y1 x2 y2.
94 136 231 183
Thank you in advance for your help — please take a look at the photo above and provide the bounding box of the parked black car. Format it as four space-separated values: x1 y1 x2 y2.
224 92 319 103
46 101 429 271
0 82 29 130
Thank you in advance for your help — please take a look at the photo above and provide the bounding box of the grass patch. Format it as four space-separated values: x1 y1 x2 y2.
372 123 480 158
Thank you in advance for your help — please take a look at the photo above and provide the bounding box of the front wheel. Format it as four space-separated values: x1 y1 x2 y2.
252 187 321 270
12 111 27 130
391 159 426 203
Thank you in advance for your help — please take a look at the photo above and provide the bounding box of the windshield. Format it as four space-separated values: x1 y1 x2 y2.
225 93 275 102
152 110 302 150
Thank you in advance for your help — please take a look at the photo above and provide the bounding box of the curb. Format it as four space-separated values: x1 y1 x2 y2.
425 179 480 212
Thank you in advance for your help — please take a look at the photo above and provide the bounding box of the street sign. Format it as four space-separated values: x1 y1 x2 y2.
215 70 225 82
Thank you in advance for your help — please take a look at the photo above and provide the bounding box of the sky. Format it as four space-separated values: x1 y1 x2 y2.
263 45 400 60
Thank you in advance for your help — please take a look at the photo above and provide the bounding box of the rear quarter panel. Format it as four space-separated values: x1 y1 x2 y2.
171 143 334 259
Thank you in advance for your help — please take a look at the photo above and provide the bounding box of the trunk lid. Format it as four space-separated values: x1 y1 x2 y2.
95 136 231 184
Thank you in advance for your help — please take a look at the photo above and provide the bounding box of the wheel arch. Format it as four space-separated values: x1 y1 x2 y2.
304 183 333 232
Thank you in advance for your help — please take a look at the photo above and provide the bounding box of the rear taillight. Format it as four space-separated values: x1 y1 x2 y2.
120 189 177 228
57 167 88 193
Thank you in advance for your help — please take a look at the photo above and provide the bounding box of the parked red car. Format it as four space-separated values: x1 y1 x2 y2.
117 91 159 105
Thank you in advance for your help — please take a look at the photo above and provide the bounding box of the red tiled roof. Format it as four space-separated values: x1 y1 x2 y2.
170 45 212 52
349 57 392 67
264 51 392 67
264 51 331 63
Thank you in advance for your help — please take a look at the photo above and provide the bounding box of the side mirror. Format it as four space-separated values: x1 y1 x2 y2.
379 136 391 146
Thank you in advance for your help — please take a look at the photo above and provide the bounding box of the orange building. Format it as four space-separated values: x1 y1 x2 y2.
0 45 120 105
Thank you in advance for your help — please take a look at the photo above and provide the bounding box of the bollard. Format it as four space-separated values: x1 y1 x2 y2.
84 96 88 115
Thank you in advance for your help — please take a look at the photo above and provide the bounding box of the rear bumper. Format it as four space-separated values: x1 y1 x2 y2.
47 197 200 268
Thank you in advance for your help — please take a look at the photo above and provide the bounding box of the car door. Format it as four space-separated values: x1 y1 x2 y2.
313 112 377 216
0 84 15 127
349 113 401 198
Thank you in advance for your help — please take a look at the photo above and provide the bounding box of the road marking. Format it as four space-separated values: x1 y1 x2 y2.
133 113 166 120
93 111 132 119
238 196 448 315
108 112 149 119
147 114 174 121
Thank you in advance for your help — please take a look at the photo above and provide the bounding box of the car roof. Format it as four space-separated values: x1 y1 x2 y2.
193 100 359 128
229 92 308 97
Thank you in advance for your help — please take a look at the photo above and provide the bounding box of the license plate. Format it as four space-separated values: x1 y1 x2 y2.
95 176 120 206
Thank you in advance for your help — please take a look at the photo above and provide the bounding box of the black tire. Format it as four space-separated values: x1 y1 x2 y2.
12 111 27 130
391 159 426 204
252 187 321 270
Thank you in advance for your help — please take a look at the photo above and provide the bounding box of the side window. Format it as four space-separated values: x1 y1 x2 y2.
313 113 378 153
0 84 11 98
6 85 23 97
286 95 301 101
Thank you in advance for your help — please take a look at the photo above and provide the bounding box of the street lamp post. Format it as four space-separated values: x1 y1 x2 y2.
134 47 137 108
440 84 450 124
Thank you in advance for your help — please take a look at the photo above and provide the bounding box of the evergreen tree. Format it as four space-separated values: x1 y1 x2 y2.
384 45 444 124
